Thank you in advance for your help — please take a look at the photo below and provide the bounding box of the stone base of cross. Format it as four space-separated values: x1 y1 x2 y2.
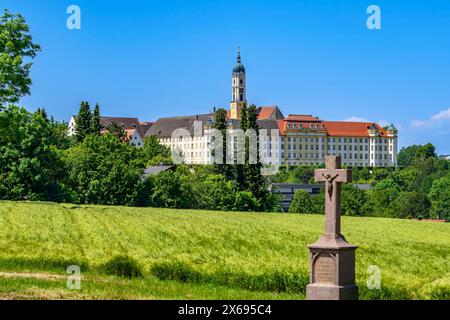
306 156 359 300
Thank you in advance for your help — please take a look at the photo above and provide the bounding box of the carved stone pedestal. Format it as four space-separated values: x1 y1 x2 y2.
306 234 358 300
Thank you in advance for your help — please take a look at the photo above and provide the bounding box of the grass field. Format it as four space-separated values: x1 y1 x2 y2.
0 201 448 300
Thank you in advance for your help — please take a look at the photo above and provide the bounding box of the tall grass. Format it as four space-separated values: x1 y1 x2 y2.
0 201 448 299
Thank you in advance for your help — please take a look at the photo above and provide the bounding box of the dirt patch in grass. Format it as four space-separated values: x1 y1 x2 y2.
0 272 66 281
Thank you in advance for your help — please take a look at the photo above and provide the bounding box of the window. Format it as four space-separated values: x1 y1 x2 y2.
240 94 244 101
239 79 243 84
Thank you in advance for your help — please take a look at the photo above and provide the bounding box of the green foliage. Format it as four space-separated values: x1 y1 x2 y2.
371 178 400 217
142 135 172 165
194 172 237 211
428 175 450 220
342 184 370 216
288 190 315 214
63 134 149 206
234 191 258 212
391 191 431 219
75 101 92 142
0 106 65 201
212 108 228 176
398 143 436 167
0 10 41 107
101 255 143 278
91 103 101 135
105 122 128 142
310 191 325 214
150 167 195 209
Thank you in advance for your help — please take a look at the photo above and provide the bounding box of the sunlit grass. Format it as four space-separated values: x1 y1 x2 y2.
0 201 448 299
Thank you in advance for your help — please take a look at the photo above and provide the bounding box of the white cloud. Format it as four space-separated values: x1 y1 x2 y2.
343 117 394 128
378 119 390 127
344 117 370 122
410 108 450 128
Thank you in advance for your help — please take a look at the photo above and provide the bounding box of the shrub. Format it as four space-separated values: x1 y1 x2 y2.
342 184 370 216
289 190 314 214
100 255 143 278
391 191 431 219
234 191 259 212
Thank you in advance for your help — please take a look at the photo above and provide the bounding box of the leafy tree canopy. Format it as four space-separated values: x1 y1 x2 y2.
0 10 41 108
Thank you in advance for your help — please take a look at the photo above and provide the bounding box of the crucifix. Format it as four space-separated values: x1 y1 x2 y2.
314 156 352 237
306 156 359 300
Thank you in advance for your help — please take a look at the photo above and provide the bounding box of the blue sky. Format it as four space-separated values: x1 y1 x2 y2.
3 0 450 154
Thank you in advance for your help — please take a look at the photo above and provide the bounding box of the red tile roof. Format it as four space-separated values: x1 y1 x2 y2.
286 114 321 122
257 106 276 119
324 121 387 137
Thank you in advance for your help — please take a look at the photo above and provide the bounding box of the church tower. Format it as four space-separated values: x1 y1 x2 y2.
230 48 247 119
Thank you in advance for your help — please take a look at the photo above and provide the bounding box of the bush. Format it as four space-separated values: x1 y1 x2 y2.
234 191 259 212
428 175 450 220
63 134 148 206
342 184 370 216
391 191 431 219
289 190 314 214
100 255 143 278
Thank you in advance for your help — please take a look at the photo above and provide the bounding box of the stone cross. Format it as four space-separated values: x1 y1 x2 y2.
314 156 352 236
306 155 358 300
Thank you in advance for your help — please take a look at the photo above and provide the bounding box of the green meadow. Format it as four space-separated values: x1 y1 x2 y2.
0 201 448 300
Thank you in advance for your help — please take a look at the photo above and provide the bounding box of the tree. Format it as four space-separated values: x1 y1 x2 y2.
63 134 149 206
0 106 65 201
150 166 195 209
391 191 431 219
106 122 127 142
91 103 101 135
428 175 450 220
195 173 237 211
212 108 229 177
417 143 436 159
141 135 172 165
398 145 422 167
245 104 271 211
341 184 370 216
398 143 437 167
371 177 400 216
0 10 41 108
235 103 248 190
289 189 315 214
48 117 73 150
75 101 92 141
234 191 259 212
35 108 48 122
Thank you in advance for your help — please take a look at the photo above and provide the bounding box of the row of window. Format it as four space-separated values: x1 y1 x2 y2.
283 152 393 161
287 123 325 129
285 137 392 144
